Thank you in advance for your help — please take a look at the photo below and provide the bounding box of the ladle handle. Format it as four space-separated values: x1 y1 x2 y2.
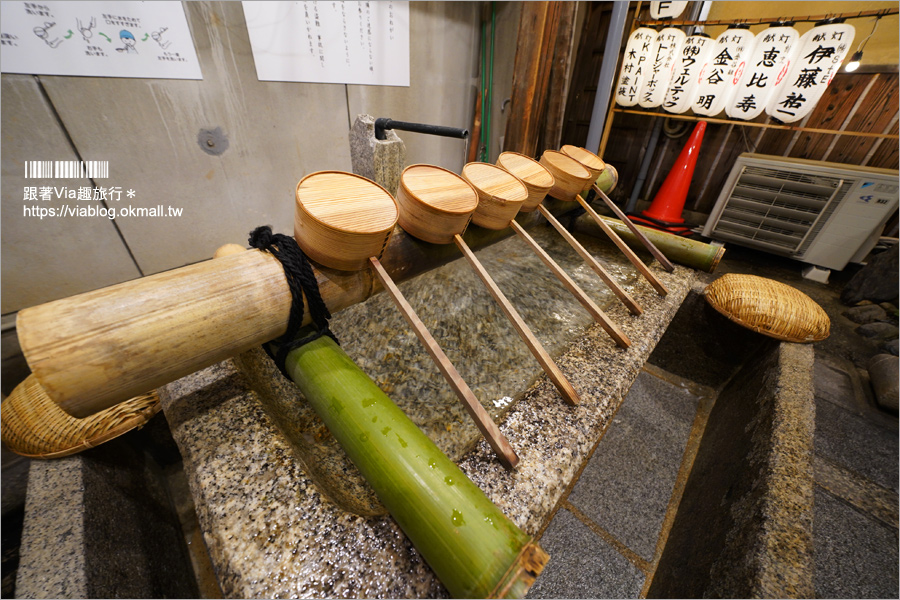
537 205 643 316
591 184 676 272
368 257 519 470
509 221 630 349
576 195 669 297
453 235 581 406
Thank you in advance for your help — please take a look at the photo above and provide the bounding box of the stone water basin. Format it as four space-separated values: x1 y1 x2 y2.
159 222 696 597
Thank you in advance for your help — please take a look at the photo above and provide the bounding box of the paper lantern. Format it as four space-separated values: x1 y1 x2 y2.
766 21 855 123
615 28 660 108
650 1 689 20
663 34 716 114
639 28 687 108
725 25 801 120
692 27 757 116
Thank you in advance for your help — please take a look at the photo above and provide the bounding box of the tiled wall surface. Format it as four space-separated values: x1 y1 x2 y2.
2 1 522 314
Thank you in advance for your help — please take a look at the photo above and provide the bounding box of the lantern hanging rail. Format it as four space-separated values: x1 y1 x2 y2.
636 7 898 27
612 109 900 141
374 118 469 141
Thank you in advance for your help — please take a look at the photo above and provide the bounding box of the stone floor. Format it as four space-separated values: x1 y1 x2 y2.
526 243 899 599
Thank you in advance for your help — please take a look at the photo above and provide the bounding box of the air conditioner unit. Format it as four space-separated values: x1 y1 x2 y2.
702 153 898 271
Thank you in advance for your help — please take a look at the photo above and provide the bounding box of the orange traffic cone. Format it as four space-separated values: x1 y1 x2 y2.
630 120 707 235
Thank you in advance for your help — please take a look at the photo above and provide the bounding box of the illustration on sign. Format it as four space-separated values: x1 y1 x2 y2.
242 1 410 87
0 1 202 79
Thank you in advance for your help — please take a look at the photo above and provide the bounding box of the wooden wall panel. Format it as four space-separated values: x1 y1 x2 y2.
828 74 900 165
788 74 871 160
869 120 900 169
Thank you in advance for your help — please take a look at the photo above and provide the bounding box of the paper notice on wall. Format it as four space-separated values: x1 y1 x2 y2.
242 1 410 86
0 1 202 79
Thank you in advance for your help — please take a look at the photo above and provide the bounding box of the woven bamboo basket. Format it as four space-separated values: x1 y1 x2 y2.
1 375 160 458
395 164 479 244
560 145 606 194
496 152 555 213
461 162 529 230
704 273 831 343
539 151 592 201
295 171 399 271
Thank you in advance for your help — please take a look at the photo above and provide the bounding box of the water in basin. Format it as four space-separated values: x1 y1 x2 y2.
236 222 642 514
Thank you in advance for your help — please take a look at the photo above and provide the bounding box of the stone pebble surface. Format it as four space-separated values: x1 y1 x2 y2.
159 226 696 598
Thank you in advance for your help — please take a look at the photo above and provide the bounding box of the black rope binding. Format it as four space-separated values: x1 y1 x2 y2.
248 226 338 378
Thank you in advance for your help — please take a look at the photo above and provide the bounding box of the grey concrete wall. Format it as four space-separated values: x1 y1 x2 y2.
1 1 516 315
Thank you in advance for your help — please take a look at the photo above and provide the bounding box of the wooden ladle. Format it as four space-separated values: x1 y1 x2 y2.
295 171 518 470
396 164 581 406
560 145 670 295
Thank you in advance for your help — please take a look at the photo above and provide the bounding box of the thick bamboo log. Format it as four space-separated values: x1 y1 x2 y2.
17 197 610 418
570 213 725 273
591 183 675 272
284 336 548 598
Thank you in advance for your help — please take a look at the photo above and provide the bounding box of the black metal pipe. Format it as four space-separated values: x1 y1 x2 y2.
374 118 469 141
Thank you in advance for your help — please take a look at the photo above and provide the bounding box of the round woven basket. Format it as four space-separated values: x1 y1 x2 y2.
704 273 830 343
1 375 160 458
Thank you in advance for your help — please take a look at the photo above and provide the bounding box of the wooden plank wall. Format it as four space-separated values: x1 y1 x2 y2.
562 2 900 219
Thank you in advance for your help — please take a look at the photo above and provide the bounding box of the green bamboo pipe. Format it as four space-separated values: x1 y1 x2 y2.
571 212 724 273
285 336 548 598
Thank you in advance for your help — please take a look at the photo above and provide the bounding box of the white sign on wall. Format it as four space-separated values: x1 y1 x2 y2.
638 28 686 108
725 25 800 120
0 1 202 79
650 1 689 20
766 22 855 123
242 1 410 86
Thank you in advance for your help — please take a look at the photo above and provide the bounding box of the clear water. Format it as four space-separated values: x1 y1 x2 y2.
329 223 642 460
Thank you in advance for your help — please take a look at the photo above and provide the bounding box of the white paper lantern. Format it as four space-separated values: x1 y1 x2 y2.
692 27 757 116
650 1 689 20
663 34 716 114
725 25 801 120
766 22 855 123
638 28 687 108
615 28 660 108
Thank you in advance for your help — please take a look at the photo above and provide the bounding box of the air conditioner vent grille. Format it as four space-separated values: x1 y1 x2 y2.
743 166 841 189
707 164 845 253
703 153 898 271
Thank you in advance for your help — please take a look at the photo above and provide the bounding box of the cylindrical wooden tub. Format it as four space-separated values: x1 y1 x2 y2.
496 152 555 213
561 145 606 194
295 171 398 271
396 164 479 244
461 162 529 230
539 151 592 201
